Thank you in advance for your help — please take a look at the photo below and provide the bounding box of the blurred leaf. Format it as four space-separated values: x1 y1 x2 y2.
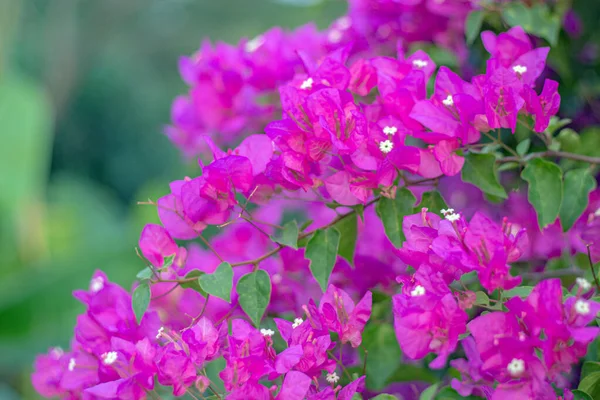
435 387 483 399
556 129 581 153
503 286 534 299
199 262 233 302
237 270 271 327
333 214 358 267
475 291 490 306
462 153 507 199
578 372 600 399
375 188 416 247
582 362 600 380
465 10 484 45
180 270 206 295
136 267 153 280
132 282 150 323
306 228 340 292
516 139 531 156
571 389 593 400
521 159 563 228
362 323 401 390
560 169 596 232
271 220 299 249
420 383 439 400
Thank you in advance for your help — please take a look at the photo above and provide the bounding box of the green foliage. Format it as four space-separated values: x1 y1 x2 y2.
306 228 341 292
516 138 531 156
571 389 594 400
236 270 272 327
578 372 600 399
461 153 507 199
419 384 439 400
502 2 560 45
180 270 207 295
333 214 358 266
362 323 402 390
560 169 597 232
521 159 563 228
503 286 534 299
581 361 600 380
271 220 299 249
376 188 416 247
417 191 449 213
370 395 398 400
199 262 233 302
465 10 484 45
132 282 151 323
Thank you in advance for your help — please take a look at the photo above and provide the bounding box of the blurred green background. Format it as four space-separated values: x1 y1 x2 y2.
0 0 344 398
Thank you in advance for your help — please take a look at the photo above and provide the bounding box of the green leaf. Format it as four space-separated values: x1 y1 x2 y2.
465 10 484 45
556 128 581 153
521 158 563 228
546 117 573 136
578 371 600 399
461 153 507 199
475 291 490 306
136 267 154 280
419 383 439 400
560 169 597 232
417 191 448 213
333 214 358 266
502 2 560 46
582 361 600 380
162 254 176 269
198 262 233 302
271 220 299 250
370 395 398 400
571 389 593 400
434 387 483 399
299 219 314 232
375 188 416 247
503 286 534 299
236 270 272 327
180 270 206 295
386 363 438 385
132 282 151 324
362 323 402 390
502 2 531 28
497 161 520 172
353 204 365 222
516 138 531 156
305 229 341 292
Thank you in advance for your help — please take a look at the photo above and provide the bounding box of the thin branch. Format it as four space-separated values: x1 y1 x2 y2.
498 150 600 165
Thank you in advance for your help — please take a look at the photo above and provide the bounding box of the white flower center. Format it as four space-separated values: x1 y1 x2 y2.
379 140 394 154
292 318 304 329
300 78 313 90
576 277 592 291
445 213 460 222
337 16 351 30
518 332 527 342
328 29 342 43
272 273 282 284
156 326 165 339
101 351 118 366
575 299 591 315
512 65 527 74
507 358 525 377
50 347 64 359
383 126 397 136
68 358 76 372
90 277 104 293
412 59 428 68
440 208 455 216
260 328 275 337
442 95 454 106
410 285 426 297
326 371 340 383
594 208 600 217
245 35 264 53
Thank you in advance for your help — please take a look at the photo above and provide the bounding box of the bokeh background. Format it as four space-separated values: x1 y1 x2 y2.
2 0 600 399
0 0 344 398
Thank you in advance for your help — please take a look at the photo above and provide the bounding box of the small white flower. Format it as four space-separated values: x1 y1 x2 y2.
68 358 76 372
245 35 264 53
383 126 397 136
292 318 304 329
337 16 351 30
440 208 455 216
272 273 282 284
156 326 165 339
410 285 426 297
260 328 275 337
442 95 454 106
575 299 591 315
594 208 600 217
326 371 340 384
429 338 442 350
518 332 527 342
50 347 64 359
379 140 394 154
412 59 428 68
90 277 104 293
101 351 118 366
300 77 313 90
576 277 592 291
445 213 461 222
512 65 527 75
506 358 525 377
328 29 342 43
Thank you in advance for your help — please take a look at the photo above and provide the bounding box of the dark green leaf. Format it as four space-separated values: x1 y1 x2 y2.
578 371 600 399
546 117 573 136
417 191 448 213
271 220 299 250
305 229 340 292
582 362 600 380
333 214 358 266
461 153 507 199
353 204 365 222
435 387 483 399
236 270 272 327
497 161 520 172
299 219 314 232
136 267 154 280
516 138 531 156
180 270 206 295
375 188 416 247
132 282 151 324
474 291 490 306
370 395 398 400
503 286 534 299
560 169 596 232
386 363 438 385
521 158 563 228
362 323 402 390
198 262 233 302
557 128 581 153
465 10 484 45
571 389 593 400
